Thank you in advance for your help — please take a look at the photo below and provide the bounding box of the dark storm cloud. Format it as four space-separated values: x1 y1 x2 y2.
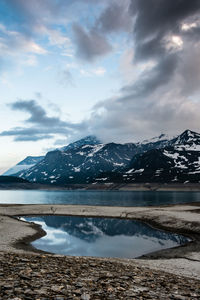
134 34 167 61
123 0 200 100
130 0 200 61
73 24 112 62
0 100 86 141
119 0 200 105
121 53 178 99
130 0 200 39
83 0 200 142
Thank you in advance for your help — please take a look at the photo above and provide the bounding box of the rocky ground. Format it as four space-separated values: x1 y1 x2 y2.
0 252 200 300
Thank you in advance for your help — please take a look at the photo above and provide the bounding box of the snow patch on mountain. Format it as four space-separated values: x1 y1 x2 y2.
140 133 175 145
163 150 179 160
61 135 101 152
87 144 105 157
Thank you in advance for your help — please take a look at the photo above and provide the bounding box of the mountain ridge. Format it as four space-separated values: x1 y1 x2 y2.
97 130 200 184
6 130 200 184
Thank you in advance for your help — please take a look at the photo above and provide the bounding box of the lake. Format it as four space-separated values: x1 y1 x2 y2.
1 190 200 206
23 216 190 258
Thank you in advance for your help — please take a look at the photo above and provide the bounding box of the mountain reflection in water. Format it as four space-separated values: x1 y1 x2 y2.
24 216 190 258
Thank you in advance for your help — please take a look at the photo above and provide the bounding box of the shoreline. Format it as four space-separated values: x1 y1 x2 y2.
1 182 200 191
1 203 200 279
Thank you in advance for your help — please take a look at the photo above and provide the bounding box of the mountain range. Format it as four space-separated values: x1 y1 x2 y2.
3 130 200 184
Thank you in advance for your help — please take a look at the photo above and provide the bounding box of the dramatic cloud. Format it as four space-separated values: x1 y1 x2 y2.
1 0 200 147
121 53 178 99
81 0 200 142
0 100 86 141
130 0 200 59
130 0 200 37
11 100 68 127
72 0 133 62
86 87 200 143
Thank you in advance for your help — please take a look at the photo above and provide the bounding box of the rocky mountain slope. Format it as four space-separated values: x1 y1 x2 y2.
16 141 137 184
14 130 200 184
97 130 200 184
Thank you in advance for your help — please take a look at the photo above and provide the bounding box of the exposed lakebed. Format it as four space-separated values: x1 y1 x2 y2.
23 216 190 258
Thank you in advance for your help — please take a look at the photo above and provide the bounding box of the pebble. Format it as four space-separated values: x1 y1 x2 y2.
0 252 199 299
81 293 90 300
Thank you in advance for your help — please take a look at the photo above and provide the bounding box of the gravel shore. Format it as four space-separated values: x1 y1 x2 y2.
0 252 200 299
0 203 200 299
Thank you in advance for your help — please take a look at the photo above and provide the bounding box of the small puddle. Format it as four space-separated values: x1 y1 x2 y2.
22 216 190 258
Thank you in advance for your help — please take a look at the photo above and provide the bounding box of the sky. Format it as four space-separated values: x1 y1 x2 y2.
0 0 200 173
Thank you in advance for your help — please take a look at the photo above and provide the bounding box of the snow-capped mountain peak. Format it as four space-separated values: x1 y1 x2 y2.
140 133 175 145
174 129 200 144
95 129 200 184
61 135 101 151
173 129 200 151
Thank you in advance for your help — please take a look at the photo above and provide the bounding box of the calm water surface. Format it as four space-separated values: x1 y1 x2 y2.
1 190 200 206
23 216 190 258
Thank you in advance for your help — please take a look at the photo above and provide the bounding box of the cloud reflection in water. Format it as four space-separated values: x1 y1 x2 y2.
24 216 190 258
